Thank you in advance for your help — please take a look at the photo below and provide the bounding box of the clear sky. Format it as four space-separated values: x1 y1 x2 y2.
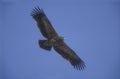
0 0 120 79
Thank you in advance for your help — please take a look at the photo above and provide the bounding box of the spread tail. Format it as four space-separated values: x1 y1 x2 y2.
38 40 52 51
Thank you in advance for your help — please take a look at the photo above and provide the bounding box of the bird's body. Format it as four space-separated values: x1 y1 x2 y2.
31 7 85 70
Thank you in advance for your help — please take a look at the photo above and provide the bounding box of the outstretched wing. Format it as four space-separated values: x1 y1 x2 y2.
31 7 58 39
53 41 85 70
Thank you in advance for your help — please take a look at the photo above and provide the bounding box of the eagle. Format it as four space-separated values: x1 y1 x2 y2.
31 7 85 70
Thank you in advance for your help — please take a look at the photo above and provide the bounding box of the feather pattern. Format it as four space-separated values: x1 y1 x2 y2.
31 7 58 38
54 41 85 70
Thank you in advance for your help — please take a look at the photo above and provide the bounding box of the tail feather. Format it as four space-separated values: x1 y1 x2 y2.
38 40 52 51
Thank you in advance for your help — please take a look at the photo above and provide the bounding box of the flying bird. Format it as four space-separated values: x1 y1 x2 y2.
31 7 85 70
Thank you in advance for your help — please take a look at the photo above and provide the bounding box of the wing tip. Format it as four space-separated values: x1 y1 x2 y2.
72 60 86 71
31 6 45 17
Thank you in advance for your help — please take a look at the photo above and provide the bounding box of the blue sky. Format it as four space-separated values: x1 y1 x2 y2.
0 0 120 79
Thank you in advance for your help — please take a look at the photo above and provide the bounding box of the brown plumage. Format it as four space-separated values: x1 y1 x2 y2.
31 7 85 70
